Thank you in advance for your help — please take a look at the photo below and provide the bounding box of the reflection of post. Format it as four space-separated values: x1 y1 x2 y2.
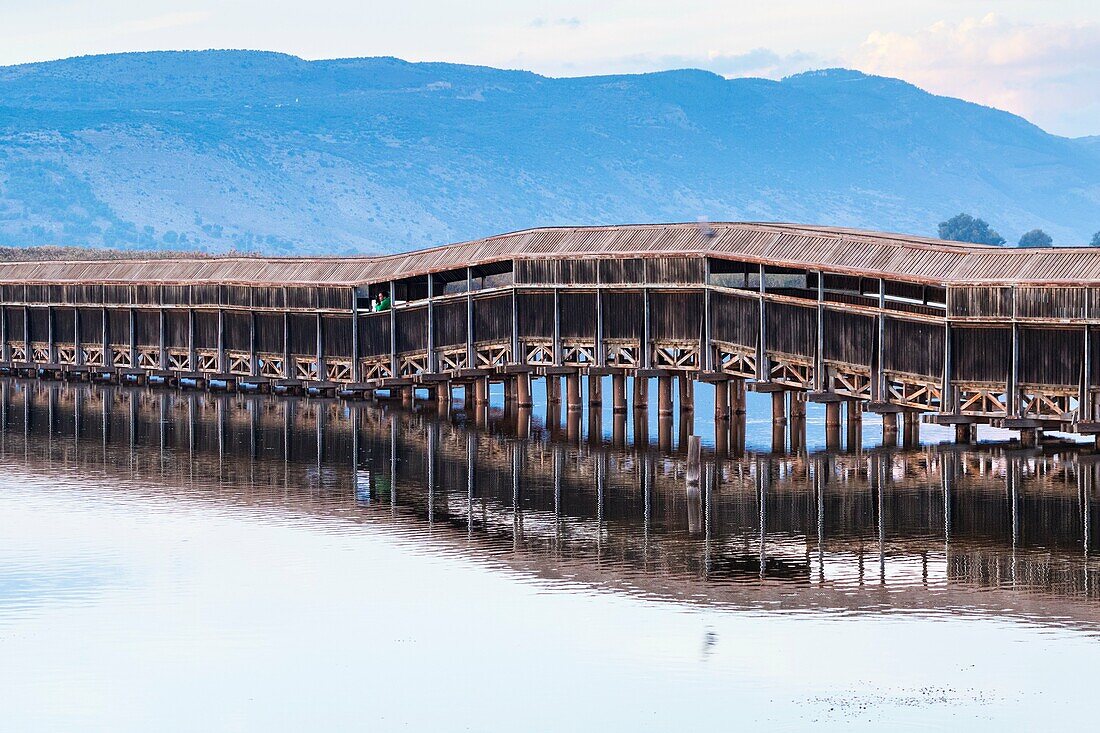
882 411 898 447
427 422 436 527
715 419 728 457
845 401 862 453
612 412 626 448
903 410 921 447
941 451 952 547
658 413 673 452
566 407 581 443
730 417 746 456
516 407 531 441
874 454 885 583
771 422 785 454
686 435 701 534
588 405 602 445
815 454 826 583
466 432 476 537
634 406 649 449
757 457 768 578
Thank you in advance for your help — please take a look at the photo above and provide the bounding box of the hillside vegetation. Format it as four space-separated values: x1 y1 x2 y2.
1 51 1098 254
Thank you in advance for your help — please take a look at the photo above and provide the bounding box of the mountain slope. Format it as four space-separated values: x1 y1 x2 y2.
0 51 1097 254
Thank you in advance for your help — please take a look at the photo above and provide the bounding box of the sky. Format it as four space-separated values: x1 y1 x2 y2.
1 1 1098 137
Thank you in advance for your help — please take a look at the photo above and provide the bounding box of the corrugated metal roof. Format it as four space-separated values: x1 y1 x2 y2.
0 222 1094 287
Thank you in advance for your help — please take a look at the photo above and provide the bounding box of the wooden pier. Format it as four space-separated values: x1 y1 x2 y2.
2 221 1100 446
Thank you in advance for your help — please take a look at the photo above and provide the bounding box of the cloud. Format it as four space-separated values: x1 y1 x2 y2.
578 48 825 80
530 17 582 30
115 11 211 35
848 14 1100 136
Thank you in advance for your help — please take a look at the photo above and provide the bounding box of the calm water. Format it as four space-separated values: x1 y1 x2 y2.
2 379 1099 731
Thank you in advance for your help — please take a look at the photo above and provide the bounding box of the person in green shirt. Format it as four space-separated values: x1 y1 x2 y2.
373 291 391 312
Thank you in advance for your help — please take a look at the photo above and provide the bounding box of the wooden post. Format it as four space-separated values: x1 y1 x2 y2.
772 390 787 424
351 288 361 382
566 371 581 411
516 372 532 408
814 271 824 391
129 307 137 371
282 312 290 381
715 380 729 421
73 307 82 367
158 307 167 370
730 379 746 414
756 264 767 381
466 269 475 369
873 278 885 401
588 372 602 407
703 258 713 372
642 288 651 369
474 375 489 406
546 374 561 404
47 305 55 364
315 312 324 382
187 308 196 373
678 373 694 412
249 311 259 377
825 401 841 428
612 372 627 413
427 277 435 374
391 280 399 378
657 375 673 416
631 374 647 406
553 287 562 366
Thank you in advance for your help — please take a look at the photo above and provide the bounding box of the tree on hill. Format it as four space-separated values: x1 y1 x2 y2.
937 213 1005 245
1091 232 1100 247
1018 229 1053 247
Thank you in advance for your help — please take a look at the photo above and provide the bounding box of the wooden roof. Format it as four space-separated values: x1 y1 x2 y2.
0 222 1095 286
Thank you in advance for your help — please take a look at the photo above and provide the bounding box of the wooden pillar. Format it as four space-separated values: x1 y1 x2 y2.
128 307 137 370
730 379 746 415
282 312 290 380
401 384 414 408
956 423 975 444
771 390 787 424
678 374 694 412
546 374 561 404
588 372 602 406
249 311 259 377
566 372 581 411
790 390 806 420
474 375 489 406
351 288 361 382
657 375 673 416
73 307 83 367
437 381 451 405
882 411 898 434
715 380 730 421
612 372 627 413
315 313 325 382
826 401 841 427
633 374 649 409
516 372 532 408
187 308 196 373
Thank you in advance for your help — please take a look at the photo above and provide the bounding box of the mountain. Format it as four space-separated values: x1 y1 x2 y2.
0 51 1098 254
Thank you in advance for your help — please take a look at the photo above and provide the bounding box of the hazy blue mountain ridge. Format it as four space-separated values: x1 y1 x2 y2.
0 50 1097 254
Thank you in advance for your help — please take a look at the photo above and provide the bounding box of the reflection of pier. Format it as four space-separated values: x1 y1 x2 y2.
2 379 1099 626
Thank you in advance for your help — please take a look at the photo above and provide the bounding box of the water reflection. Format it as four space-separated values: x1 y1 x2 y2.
1 378 1098 629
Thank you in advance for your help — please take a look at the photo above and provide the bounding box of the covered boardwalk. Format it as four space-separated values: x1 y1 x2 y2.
1 221 1099 445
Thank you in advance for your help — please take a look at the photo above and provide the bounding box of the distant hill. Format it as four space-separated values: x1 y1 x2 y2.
0 51 1098 254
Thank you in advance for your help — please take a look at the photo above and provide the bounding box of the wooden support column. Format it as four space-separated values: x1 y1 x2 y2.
474 375 489 406
633 374 649 409
553 287 562 366
873 278 885 401
588 372 602 407
678 373 694 412
516 372 532 408
0 305 7 363
942 317 954 415
715 380 730 421
101 306 110 368
351 288 361 382
1009 287 1020 416
158 307 167 369
391 280 399 378
73 307 82 367
216 309 226 373
546 374 561 404
315 312 324 382
756 264 767 381
612 372 627 413
1083 323 1092 422
427 277 435 374
790 391 806 420
642 288 651 369
566 371 582 411
282 312 290 381
129 307 137 370
730 379 746 415
187 308 196 373
825 401 841 428
249 311 259 377
703 258 713 371
772 390 787 424
595 288 604 367
47 305 55 364
814 271 824 391
466 269 475 370
401 384 414 407
657 375 673 417
882 411 898 434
